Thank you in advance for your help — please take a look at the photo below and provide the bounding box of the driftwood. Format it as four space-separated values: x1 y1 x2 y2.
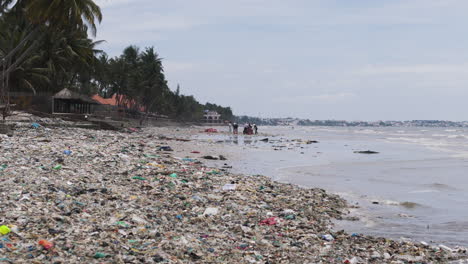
354 150 379 154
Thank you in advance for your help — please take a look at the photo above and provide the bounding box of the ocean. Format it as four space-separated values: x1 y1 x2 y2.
193 126 468 246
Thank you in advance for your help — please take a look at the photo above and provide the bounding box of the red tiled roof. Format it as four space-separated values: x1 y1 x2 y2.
92 94 146 112
92 94 116 105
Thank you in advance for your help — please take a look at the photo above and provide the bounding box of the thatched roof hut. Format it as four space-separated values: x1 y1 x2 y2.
53 88 97 104
53 88 96 114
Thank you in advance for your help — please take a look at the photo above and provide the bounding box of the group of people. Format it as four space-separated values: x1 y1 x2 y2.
228 122 258 135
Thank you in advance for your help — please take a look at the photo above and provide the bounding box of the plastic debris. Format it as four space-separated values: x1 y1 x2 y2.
204 128 218 133
158 146 173 151
31 123 41 129
202 155 219 160
222 184 237 191
0 115 466 263
203 207 219 216
439 244 454 252
322 234 335 241
0 225 11 235
94 252 108 258
38 240 54 250
260 217 278 226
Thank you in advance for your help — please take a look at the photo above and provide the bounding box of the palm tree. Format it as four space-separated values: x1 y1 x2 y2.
0 0 102 118
26 0 102 36
0 14 49 94
0 0 13 13
2 0 102 75
37 26 103 93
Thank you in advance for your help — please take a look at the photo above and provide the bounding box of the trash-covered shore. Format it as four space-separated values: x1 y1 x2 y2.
1 123 467 263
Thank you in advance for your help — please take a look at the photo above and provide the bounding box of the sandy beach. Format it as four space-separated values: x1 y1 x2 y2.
0 121 467 263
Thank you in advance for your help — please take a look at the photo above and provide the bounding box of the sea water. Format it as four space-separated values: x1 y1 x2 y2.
193 126 468 246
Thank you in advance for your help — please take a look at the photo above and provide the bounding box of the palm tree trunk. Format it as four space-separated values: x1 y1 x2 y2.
0 56 11 120
139 97 157 126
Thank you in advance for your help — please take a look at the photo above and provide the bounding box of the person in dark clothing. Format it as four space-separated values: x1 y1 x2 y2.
253 124 258 134
243 123 254 135
232 123 239 134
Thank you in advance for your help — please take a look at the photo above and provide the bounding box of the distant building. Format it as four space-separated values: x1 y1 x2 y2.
203 110 222 123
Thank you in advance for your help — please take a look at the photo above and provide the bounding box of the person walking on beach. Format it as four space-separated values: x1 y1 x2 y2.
233 122 239 134
253 124 258 134
228 122 233 133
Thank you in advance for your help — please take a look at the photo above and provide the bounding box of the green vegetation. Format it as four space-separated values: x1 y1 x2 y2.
94 46 233 121
0 0 103 119
0 0 233 121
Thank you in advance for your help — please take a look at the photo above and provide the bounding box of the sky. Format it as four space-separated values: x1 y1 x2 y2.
94 0 468 121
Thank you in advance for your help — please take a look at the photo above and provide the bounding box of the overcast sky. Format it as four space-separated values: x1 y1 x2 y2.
94 0 468 121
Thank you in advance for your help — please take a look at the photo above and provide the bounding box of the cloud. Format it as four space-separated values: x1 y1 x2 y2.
94 0 133 8
112 15 202 32
272 92 357 104
358 64 468 75
93 0 468 120
164 61 197 72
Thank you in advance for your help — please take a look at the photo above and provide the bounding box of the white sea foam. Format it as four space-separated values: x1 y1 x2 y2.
381 200 401 206
452 152 468 158
409 189 440 194
447 135 468 139
355 129 379 134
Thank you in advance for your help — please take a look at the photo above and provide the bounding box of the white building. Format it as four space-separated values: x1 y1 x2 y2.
203 110 222 123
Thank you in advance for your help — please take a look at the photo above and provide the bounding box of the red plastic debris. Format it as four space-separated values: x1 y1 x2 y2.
204 128 218 133
38 240 54 250
191 151 201 154
260 217 278 226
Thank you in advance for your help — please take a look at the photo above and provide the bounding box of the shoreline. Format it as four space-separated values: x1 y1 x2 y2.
184 126 468 247
0 122 467 263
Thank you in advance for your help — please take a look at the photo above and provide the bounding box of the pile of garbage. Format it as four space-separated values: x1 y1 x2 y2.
4 111 73 128
0 125 467 263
